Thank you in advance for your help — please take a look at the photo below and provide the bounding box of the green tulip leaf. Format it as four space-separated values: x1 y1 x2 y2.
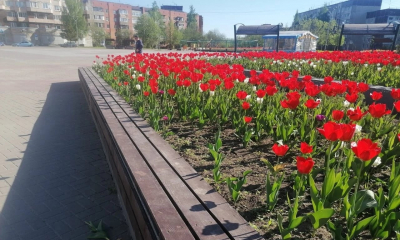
350 190 377 216
308 208 334 229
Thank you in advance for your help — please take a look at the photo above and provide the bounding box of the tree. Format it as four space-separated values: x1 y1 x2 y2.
60 0 88 42
135 14 161 48
115 29 132 47
187 5 198 30
165 20 183 49
182 27 203 41
90 26 106 47
292 10 300 30
317 5 330 22
204 29 225 41
146 1 164 47
298 18 344 49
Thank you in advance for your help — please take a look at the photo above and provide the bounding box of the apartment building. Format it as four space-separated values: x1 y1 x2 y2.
0 0 203 46
0 0 66 45
297 0 383 50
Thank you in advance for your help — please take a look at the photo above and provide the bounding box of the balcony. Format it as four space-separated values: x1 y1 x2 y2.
26 7 53 14
27 17 54 23
6 16 18 21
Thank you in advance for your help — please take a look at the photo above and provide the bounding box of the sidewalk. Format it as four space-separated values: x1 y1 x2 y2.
0 47 133 240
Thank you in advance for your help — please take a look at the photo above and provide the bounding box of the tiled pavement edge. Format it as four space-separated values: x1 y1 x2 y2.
0 47 162 240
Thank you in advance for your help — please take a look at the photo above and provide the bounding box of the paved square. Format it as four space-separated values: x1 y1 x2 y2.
0 46 169 239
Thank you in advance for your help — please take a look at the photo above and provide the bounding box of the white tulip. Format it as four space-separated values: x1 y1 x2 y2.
256 97 263 104
244 78 249 83
351 142 357 148
253 86 257 91
135 84 141 90
277 140 284 146
210 91 215 96
344 100 351 107
355 125 362 133
246 95 251 100
372 157 381 167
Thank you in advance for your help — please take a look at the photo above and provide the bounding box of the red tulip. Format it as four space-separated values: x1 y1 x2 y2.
332 110 344 121
167 89 176 96
398 133 400 142
370 91 382 101
256 89 266 98
345 92 358 103
266 85 278 96
304 99 320 109
368 103 391 118
244 116 252 123
123 81 129 86
199 83 209 92
391 89 400 100
183 79 191 87
394 101 400 112
317 121 343 141
300 142 313 154
324 76 334 84
351 139 381 161
138 76 145 82
236 90 248 100
347 107 366 121
296 156 315 174
281 92 301 110
340 123 356 142
143 91 150 97
272 144 289 156
305 83 321 97
357 82 369 92
242 102 250 110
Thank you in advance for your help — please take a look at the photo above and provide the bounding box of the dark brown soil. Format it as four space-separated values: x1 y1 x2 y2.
160 121 334 239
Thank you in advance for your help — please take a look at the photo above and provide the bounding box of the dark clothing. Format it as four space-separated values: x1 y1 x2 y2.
135 39 143 53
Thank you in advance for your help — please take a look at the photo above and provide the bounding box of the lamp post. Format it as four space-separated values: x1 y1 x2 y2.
391 21 400 51
234 23 244 53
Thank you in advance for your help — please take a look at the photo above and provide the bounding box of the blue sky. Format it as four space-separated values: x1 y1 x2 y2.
111 0 400 38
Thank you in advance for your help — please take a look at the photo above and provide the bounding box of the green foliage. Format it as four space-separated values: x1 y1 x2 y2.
204 29 226 41
297 18 344 49
115 29 132 47
187 5 198 30
225 170 252 203
135 14 161 48
90 26 106 47
60 0 88 42
317 5 330 22
165 20 183 49
292 10 300 29
85 220 109 239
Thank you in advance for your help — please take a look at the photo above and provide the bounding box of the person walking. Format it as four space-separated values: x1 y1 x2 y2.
134 35 143 54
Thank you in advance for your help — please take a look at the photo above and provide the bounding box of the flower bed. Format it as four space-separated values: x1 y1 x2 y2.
93 52 400 239
192 51 400 87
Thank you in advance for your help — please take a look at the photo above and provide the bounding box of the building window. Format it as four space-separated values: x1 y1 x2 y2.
132 19 137 24
132 11 141 16
42 3 50 9
107 24 110 28
119 9 127 14
120 18 128 22
106 17 109 21
93 7 103 12
54 5 60 11
95 23 104 27
10 22 18 27
5 1 14 6
105 9 108 12
20 23 27 27
30 2 38 8
94 15 104 20
121 25 129 29
54 15 61 20
114 18 117 22
16 2 25 7
7 11 17 17
55 25 61 29
18 12 27 17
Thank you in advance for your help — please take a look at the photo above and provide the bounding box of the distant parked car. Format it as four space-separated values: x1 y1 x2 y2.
0 42 4 46
13 41 34 47
61 42 77 47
